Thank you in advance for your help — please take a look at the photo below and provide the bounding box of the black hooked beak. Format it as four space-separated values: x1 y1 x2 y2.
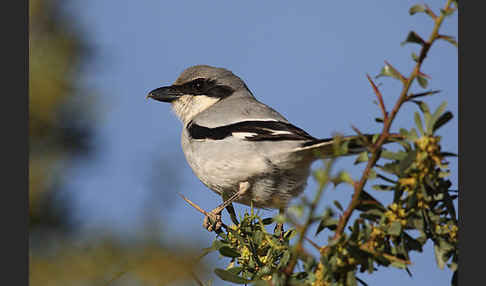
147 85 183 103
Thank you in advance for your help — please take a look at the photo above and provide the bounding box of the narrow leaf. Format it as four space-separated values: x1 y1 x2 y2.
376 63 402 80
426 103 445 134
408 90 440 100
219 246 240 258
417 75 428 88
334 200 344 211
411 100 430 115
399 150 417 175
411 52 419 63
434 244 445 270
381 150 407 161
214 269 252 284
347 271 358 286
414 112 425 136
354 151 369 164
401 31 425 46
433 111 453 132
332 171 354 186
372 184 395 191
409 4 426 15
441 8 455 17
261 217 274 225
386 221 402 236
438 35 458 47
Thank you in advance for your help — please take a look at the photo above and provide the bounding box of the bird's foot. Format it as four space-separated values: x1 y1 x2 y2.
203 210 223 232
274 222 285 241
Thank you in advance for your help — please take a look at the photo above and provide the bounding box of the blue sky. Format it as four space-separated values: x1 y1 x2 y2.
64 1 457 285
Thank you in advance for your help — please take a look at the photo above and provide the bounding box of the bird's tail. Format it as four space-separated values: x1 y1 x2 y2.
294 134 381 158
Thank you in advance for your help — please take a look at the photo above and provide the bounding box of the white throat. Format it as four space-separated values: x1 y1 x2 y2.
171 95 220 124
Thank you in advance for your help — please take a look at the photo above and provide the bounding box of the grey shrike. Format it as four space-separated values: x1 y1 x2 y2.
148 65 374 231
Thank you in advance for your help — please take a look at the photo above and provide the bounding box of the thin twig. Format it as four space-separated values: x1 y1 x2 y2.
424 4 438 20
304 237 321 250
179 193 211 217
366 74 388 120
179 193 228 230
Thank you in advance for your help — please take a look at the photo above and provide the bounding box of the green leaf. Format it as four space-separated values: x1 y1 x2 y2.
372 134 380 144
409 90 440 100
452 270 458 286
368 169 377 180
278 251 291 269
346 271 358 286
405 128 419 142
356 190 386 211
261 217 274 225
364 208 385 218
381 150 407 161
350 220 361 241
253 230 263 245
411 100 431 115
313 169 329 184
434 244 446 270
288 204 304 218
414 112 425 136
219 246 240 258
316 213 338 235
372 184 395 191
398 150 417 175
334 200 344 212
441 8 455 17
391 261 407 269
380 162 400 175
376 64 402 80
404 232 423 252
401 31 425 46
332 171 354 186
214 268 253 284
417 75 428 88
411 52 419 62
429 101 447 133
221 193 239 225
438 35 458 47
226 267 243 275
354 151 369 164
441 151 457 157
409 4 426 15
386 221 402 236
433 111 453 132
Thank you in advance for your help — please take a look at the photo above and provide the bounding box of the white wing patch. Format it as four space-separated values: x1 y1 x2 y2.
232 129 295 139
232 132 259 139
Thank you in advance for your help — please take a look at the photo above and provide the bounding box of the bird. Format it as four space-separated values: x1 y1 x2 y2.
147 65 376 231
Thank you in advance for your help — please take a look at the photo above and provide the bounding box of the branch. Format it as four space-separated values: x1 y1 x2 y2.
331 0 455 242
366 74 388 120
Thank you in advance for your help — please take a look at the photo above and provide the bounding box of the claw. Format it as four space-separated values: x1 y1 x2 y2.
203 211 223 232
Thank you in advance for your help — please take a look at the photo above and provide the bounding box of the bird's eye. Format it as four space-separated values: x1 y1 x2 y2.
192 78 205 92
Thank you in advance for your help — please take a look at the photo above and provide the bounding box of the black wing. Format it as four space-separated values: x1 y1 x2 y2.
187 120 316 142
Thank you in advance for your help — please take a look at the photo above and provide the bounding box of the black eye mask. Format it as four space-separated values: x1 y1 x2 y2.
176 78 234 99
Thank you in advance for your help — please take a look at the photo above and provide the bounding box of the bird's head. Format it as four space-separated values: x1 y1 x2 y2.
148 65 250 124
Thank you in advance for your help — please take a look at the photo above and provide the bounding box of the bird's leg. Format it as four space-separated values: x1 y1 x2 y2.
274 208 285 240
203 181 251 232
